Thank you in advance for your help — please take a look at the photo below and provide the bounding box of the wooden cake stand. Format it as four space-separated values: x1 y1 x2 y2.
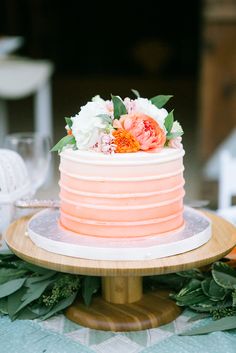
5 211 236 332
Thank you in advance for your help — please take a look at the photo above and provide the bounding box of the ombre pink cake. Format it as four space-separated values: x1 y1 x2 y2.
59 147 185 237
52 91 185 238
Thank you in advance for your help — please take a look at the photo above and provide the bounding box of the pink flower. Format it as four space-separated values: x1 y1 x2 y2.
168 136 183 149
100 132 116 154
113 113 166 151
124 98 137 114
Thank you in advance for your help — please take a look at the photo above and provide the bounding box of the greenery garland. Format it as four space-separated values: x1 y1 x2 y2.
0 251 100 320
1 250 236 334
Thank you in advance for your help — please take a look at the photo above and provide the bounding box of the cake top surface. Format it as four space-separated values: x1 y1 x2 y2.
61 147 185 165
52 90 184 156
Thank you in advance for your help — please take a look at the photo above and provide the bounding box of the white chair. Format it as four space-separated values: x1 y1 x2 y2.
217 150 236 224
0 56 54 146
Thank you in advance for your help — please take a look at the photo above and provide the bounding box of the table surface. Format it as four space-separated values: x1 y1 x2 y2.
1 309 236 353
5 211 236 276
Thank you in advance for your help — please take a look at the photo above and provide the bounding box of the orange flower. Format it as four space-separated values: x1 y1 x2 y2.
114 113 166 151
113 129 140 153
67 129 73 135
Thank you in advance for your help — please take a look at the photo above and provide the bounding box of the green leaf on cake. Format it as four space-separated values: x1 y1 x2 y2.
65 117 73 129
166 131 184 139
111 95 127 119
164 109 174 134
50 135 76 153
131 89 140 98
150 95 173 108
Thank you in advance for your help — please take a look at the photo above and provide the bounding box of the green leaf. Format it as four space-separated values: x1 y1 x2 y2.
0 297 8 314
189 299 221 313
201 278 226 301
0 268 28 285
111 95 127 119
164 110 174 134
15 306 42 320
177 269 204 280
212 262 236 289
29 303 52 316
0 257 23 269
7 286 28 319
187 313 210 322
18 262 51 274
16 279 55 313
180 315 236 335
82 276 100 306
131 89 140 98
209 279 227 301
148 273 188 291
0 277 26 298
232 291 236 306
150 95 173 108
65 117 72 129
50 135 76 153
25 271 56 285
40 292 77 320
175 289 207 306
174 279 202 298
166 131 184 139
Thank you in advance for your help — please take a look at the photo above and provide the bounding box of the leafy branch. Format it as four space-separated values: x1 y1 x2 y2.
2 251 236 335
149 261 236 335
0 253 100 321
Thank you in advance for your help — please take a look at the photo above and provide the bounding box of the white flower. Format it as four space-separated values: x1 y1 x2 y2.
92 95 105 103
171 121 183 135
132 98 168 128
71 100 111 150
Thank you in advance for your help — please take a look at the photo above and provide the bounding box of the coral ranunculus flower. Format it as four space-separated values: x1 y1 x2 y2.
112 129 140 153
114 113 166 151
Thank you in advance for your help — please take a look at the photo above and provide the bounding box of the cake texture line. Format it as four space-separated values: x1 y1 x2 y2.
59 166 185 181
59 193 185 210
59 180 185 198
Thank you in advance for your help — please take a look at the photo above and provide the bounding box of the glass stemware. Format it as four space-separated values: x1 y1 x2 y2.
4 133 51 196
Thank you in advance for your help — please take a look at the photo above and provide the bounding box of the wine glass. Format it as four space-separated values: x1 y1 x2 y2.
4 133 51 196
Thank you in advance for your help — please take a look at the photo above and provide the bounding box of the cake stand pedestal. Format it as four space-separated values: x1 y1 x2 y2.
5 211 236 332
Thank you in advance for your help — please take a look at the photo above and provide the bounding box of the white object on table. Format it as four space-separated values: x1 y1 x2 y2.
217 150 236 224
4 133 52 195
0 36 24 56
0 56 54 146
0 149 31 249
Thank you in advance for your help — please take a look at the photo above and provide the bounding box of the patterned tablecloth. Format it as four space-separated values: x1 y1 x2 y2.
1 310 236 353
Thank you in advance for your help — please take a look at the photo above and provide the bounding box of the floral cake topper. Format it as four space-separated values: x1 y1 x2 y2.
52 90 183 154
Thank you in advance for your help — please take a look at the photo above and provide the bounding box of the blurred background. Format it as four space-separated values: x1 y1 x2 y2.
0 0 236 212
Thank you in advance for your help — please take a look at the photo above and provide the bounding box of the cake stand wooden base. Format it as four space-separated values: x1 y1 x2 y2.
4 211 236 332
66 277 181 331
